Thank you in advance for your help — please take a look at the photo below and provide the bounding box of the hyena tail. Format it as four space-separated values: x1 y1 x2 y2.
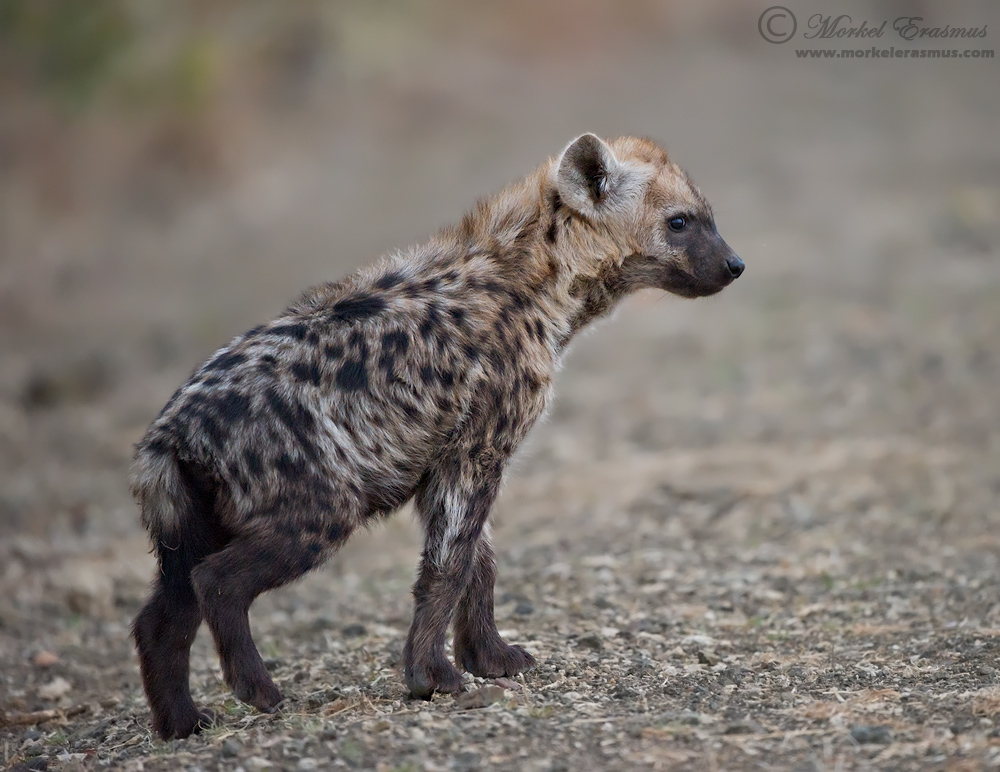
130 439 230 739
130 439 194 540
130 439 231 595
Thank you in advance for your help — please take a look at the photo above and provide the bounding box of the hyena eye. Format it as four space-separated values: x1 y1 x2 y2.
668 216 687 233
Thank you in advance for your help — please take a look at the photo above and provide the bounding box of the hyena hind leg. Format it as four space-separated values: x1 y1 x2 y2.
133 578 213 740
133 458 228 741
191 517 353 713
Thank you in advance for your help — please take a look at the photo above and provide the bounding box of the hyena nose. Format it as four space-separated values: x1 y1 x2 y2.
726 255 745 279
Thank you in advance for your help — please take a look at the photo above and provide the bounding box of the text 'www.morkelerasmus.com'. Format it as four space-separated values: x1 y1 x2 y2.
795 47 994 59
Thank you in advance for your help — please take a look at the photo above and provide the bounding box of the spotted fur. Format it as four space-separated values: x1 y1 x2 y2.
130 134 744 739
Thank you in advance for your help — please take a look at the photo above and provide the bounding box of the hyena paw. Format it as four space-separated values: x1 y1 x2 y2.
405 656 464 699
234 677 283 714
154 707 216 741
455 638 536 679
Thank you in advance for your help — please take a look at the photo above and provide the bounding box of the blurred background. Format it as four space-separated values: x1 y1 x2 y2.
2 2 1000 766
0 0 998 592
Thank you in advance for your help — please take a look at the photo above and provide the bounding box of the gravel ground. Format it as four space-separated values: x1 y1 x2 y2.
4 290 1000 770
2 2 999 770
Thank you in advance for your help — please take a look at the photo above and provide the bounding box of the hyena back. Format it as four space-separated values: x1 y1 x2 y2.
130 134 744 739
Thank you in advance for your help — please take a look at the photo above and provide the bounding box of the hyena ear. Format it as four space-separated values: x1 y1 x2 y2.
556 133 624 216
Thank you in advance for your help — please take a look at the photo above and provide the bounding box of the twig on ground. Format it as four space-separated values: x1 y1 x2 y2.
0 704 89 728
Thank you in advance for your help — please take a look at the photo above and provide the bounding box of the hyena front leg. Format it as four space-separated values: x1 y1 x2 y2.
404 469 500 698
453 533 536 679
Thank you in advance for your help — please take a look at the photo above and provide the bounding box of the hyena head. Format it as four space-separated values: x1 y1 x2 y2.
555 133 744 298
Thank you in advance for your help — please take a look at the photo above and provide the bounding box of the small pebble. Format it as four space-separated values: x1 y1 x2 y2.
453 751 482 772
494 677 522 691
576 634 603 651
612 683 638 700
455 685 505 709
32 651 60 668
724 720 763 735
341 623 367 638
37 676 71 700
221 739 242 758
850 725 893 744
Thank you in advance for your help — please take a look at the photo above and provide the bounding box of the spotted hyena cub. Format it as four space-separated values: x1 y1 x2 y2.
130 134 744 739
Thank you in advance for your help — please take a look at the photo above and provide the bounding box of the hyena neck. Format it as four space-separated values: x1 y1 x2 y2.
520 167 640 348
441 164 639 351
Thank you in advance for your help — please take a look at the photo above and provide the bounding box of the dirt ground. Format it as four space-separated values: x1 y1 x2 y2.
2 2 1000 770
